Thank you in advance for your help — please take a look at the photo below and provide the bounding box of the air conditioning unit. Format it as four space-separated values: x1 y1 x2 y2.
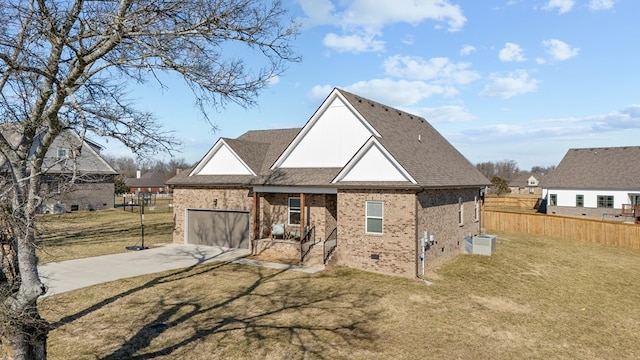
464 235 496 256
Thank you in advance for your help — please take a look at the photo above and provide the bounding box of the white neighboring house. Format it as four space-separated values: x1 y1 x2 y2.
542 146 640 222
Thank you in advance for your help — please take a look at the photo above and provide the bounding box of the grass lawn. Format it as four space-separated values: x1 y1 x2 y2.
38 209 640 359
36 199 174 263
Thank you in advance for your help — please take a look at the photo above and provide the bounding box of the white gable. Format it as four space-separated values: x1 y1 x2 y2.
273 89 379 169
333 138 416 183
190 140 255 176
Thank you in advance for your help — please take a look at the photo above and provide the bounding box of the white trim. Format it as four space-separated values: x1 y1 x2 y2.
288 196 301 226
189 139 256 176
365 200 384 234
332 137 417 184
271 88 380 170
253 186 337 194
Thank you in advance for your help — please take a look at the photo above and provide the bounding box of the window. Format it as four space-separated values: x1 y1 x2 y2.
597 195 614 208
288 197 300 225
529 187 535 194
458 197 464 226
44 178 61 194
365 201 383 234
576 195 584 207
549 194 557 206
57 148 68 159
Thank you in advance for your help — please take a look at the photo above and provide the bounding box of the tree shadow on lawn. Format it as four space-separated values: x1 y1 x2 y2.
47 246 240 327
46 249 381 359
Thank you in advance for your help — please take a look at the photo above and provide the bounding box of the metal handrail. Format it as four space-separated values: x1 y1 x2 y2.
323 227 337 264
299 226 315 264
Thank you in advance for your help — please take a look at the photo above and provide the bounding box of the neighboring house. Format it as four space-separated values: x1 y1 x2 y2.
167 88 490 278
543 146 640 222
509 172 546 195
125 171 168 194
1 125 117 213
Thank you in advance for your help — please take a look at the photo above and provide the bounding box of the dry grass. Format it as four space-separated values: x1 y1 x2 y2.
36 200 174 263
37 210 640 359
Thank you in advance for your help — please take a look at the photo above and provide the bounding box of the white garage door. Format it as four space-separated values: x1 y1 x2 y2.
186 209 250 249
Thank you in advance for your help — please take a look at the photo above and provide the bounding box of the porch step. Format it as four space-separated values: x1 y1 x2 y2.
301 242 325 268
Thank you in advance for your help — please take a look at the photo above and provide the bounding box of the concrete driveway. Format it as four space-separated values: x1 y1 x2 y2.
39 243 321 297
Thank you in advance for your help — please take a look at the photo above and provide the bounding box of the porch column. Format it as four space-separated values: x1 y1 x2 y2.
252 191 260 239
300 192 306 232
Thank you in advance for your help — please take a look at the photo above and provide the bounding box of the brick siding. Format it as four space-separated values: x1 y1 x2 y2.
172 187 254 244
416 188 481 271
335 189 417 278
43 182 115 212
174 186 481 279
260 193 336 242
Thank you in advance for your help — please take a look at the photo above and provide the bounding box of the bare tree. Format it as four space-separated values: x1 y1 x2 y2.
476 159 520 182
530 165 556 174
102 154 138 178
0 0 299 358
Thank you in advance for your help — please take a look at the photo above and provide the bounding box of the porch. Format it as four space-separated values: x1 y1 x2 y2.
249 187 338 267
621 204 640 223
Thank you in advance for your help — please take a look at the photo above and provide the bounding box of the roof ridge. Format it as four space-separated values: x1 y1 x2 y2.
337 88 426 122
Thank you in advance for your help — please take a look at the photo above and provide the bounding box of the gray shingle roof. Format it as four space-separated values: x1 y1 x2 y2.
168 89 490 189
1 124 116 175
125 171 166 187
339 89 490 188
166 128 302 186
544 146 640 190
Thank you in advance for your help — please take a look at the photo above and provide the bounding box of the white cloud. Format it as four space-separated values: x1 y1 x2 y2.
322 32 385 53
542 39 579 61
588 0 615 10
343 78 456 106
499 43 526 62
402 34 415 46
383 55 480 85
480 70 539 99
458 104 640 144
543 0 575 14
448 104 640 169
538 105 640 133
267 76 280 86
413 105 476 123
298 0 467 53
307 85 334 104
297 0 338 27
460 45 476 56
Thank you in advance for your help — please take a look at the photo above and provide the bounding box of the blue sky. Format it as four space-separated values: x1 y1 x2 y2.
103 0 639 171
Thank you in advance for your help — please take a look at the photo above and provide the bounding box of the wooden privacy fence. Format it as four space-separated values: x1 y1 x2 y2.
482 209 640 249
483 197 539 209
